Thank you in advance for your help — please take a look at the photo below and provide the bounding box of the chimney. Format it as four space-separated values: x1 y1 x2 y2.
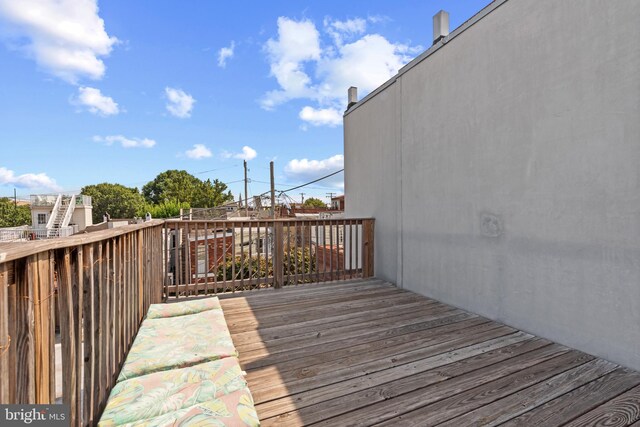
433 10 449 45
347 86 358 109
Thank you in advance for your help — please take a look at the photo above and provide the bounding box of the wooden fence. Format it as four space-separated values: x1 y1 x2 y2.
0 220 164 426
163 218 374 298
0 217 374 426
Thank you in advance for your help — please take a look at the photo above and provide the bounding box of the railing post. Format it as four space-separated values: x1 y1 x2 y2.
0 262 9 402
274 222 284 288
137 229 144 322
55 248 77 424
362 219 375 278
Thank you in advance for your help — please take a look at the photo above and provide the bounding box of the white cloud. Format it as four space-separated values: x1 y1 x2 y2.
316 34 418 102
186 144 212 159
165 87 195 118
261 17 321 110
93 135 156 148
299 106 342 127
324 17 367 46
222 146 257 161
0 0 118 83
0 166 61 191
261 16 422 126
217 41 235 68
74 86 119 116
285 154 344 185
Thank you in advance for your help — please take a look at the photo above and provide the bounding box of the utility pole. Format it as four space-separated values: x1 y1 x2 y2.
326 192 336 210
270 161 275 218
300 192 305 204
244 160 249 217
14 188 17 207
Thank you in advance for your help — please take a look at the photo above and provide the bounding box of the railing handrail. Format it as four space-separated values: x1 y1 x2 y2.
60 194 76 228
164 217 375 224
45 194 62 229
0 219 164 263
0 218 373 263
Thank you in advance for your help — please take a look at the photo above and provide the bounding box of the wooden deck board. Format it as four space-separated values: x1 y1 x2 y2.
219 278 640 427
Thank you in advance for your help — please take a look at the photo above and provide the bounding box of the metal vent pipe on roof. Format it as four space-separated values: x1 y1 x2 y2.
347 86 358 109
433 10 449 44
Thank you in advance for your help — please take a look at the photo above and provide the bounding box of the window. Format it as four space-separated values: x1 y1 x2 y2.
37 213 46 225
257 237 270 254
196 245 206 274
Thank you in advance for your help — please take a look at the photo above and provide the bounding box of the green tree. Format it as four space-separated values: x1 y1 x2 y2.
303 197 326 208
138 200 191 219
81 183 145 223
0 198 31 227
142 170 233 207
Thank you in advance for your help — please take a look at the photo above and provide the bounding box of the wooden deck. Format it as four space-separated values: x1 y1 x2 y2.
218 278 640 426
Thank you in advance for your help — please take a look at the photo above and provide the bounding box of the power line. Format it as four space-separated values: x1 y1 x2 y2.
194 164 240 175
277 169 344 194
250 179 340 191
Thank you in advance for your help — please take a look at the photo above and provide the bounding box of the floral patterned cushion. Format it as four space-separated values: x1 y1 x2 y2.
111 391 259 426
99 358 258 426
117 309 238 382
146 297 222 319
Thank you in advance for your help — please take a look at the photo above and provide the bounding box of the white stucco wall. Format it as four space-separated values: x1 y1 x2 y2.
71 207 92 231
345 83 400 284
345 0 640 370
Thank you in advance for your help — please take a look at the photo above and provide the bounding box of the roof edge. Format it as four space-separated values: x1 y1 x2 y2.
344 0 510 116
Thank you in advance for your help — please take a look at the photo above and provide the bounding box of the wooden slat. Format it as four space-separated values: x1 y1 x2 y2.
238 304 460 356
33 251 53 403
222 224 227 292
56 248 77 424
0 262 9 402
74 247 83 422
274 222 284 288
95 242 105 415
219 282 395 312
15 257 35 403
7 260 17 403
173 224 180 298
218 278 386 303
82 244 95 426
503 368 640 426
362 219 374 278
46 253 55 404
374 351 593 427
242 311 478 370
248 320 506 402
163 222 168 299
258 335 546 424
563 383 640 427
137 230 143 320
438 357 620 426
229 298 433 347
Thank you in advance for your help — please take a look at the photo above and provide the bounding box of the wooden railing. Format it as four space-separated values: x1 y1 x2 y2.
163 218 374 298
0 220 164 426
0 217 374 426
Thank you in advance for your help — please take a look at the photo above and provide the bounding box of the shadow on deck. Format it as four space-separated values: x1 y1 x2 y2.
218 278 640 426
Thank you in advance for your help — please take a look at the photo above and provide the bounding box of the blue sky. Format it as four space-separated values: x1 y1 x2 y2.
0 0 490 203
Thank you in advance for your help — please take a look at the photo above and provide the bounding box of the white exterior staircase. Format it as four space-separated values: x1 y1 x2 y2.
47 195 75 237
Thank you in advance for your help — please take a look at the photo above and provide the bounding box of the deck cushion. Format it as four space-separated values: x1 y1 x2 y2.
117 309 237 382
99 358 257 426
108 390 259 426
146 297 221 319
